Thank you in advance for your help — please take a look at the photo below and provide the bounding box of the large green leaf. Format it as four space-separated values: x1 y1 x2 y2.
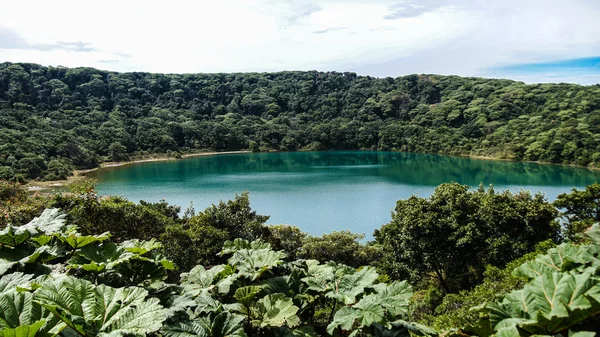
34 276 166 336
327 307 357 334
0 209 67 248
371 281 412 317
326 266 379 305
56 232 110 249
0 319 48 337
513 243 597 279
261 276 293 296
180 265 228 296
582 224 600 243
220 239 271 255
373 320 438 337
481 271 600 335
0 292 46 330
0 273 33 294
120 239 163 255
228 248 286 281
19 209 67 236
251 294 300 328
67 243 132 272
353 296 386 327
0 227 32 248
0 244 64 276
162 312 247 337
300 261 336 293
327 280 416 335
194 294 223 315
234 286 262 309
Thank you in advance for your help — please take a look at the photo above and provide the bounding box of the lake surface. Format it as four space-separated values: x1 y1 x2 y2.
89 151 600 237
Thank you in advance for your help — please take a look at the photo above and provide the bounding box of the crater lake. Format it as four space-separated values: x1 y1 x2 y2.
88 151 600 237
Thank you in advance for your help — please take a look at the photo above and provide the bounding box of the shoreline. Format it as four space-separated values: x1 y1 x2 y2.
456 153 600 172
26 150 252 191
96 150 252 169
26 149 600 191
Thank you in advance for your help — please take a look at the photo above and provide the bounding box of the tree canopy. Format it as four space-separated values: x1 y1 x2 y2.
1 62 599 181
374 183 559 293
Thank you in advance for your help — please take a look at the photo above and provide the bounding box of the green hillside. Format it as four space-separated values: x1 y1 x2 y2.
1 62 599 181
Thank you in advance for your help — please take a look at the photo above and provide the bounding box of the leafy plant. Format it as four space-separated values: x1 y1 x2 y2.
35 276 166 336
463 224 600 337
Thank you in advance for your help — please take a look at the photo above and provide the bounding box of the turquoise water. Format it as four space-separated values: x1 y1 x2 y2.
89 151 600 237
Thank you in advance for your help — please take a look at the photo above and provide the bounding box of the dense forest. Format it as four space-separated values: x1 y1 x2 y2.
1 62 600 181
2 181 600 336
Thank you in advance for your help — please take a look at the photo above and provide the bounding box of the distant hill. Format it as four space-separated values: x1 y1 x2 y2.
1 62 599 181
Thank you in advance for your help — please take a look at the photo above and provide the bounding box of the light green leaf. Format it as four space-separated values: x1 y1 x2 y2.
0 319 48 337
220 238 271 256
0 272 34 294
252 294 300 328
327 266 379 305
373 320 438 337
195 294 223 314
569 332 596 337
0 227 31 248
229 248 286 281
120 239 162 255
57 232 110 249
234 286 262 309
20 209 67 236
0 292 46 329
327 306 357 335
180 265 226 296
353 296 386 327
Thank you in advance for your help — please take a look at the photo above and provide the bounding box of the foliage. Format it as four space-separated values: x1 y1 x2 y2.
171 238 429 337
298 231 382 268
422 240 556 331
374 183 559 293
1 187 600 336
0 182 49 229
0 210 433 337
35 277 166 336
50 188 176 242
0 208 174 287
267 225 307 260
160 192 271 272
460 224 600 337
1 63 600 182
555 183 600 240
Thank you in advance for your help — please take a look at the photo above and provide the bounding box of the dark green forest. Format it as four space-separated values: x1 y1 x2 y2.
1 62 600 181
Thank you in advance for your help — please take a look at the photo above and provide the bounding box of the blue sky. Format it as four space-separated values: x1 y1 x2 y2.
0 0 599 84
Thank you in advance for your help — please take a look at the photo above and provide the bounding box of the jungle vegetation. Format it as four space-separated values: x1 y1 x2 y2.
1 62 600 181
1 181 600 336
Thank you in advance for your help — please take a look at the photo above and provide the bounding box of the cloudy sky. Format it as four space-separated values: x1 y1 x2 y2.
1 0 599 84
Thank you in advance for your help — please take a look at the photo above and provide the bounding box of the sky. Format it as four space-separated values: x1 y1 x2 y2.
0 0 599 84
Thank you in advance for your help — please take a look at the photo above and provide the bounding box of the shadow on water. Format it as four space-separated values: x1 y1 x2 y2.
89 151 600 188
87 151 600 237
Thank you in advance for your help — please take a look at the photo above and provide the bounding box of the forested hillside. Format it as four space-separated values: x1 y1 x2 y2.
1 62 599 181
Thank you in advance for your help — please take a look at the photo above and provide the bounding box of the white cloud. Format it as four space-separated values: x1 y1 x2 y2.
0 0 598 83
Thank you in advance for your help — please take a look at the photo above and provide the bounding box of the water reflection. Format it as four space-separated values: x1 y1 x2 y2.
91 151 600 188
88 151 600 237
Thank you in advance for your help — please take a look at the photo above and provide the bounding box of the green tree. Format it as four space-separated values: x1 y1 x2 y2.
298 231 381 268
160 192 270 271
374 183 558 293
554 183 600 240
108 141 129 162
